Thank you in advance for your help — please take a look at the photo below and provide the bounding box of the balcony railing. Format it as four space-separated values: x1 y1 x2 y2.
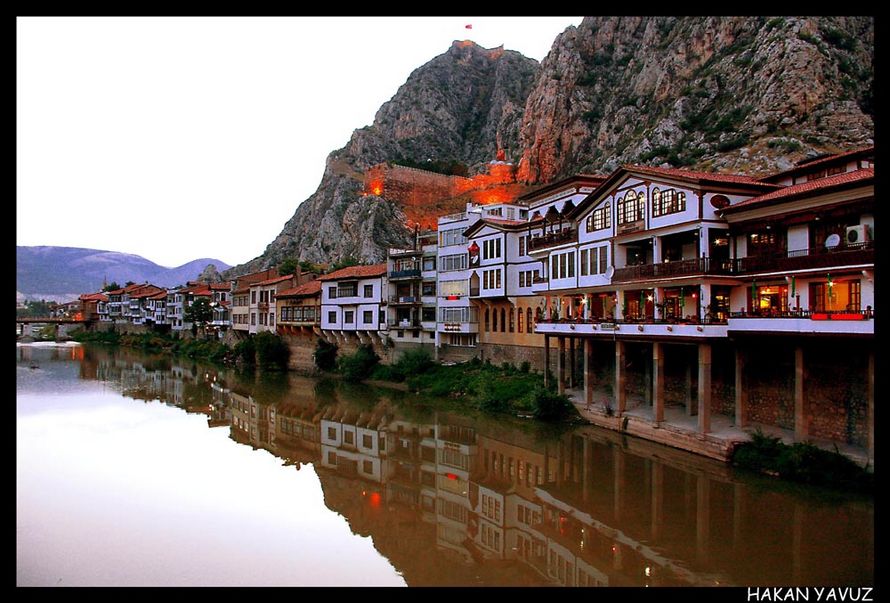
537 315 727 327
733 241 874 274
389 268 421 279
729 308 874 320
613 257 734 282
388 319 421 329
390 295 420 304
528 228 578 252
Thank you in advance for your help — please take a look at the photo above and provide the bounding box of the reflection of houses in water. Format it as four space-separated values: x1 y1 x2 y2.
320 404 392 483
273 401 322 467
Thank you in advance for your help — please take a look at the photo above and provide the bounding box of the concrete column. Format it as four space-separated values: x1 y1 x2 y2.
699 283 712 322
569 336 576 389
696 474 710 562
698 343 712 434
654 286 665 320
686 359 696 416
545 295 551 320
557 336 566 395
735 346 747 428
794 345 807 440
615 340 627 415
652 235 661 264
585 338 594 407
651 462 664 541
653 342 665 423
868 350 874 461
544 334 550 388
613 445 624 522
615 290 625 320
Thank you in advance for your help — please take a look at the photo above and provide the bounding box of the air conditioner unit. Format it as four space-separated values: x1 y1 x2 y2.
846 225 871 245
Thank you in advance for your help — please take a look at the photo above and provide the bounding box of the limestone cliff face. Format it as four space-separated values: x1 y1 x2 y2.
517 16 873 181
229 17 873 276
229 41 539 276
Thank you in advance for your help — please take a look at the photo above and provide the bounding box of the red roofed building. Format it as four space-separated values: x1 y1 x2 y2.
78 292 108 322
276 279 322 337
234 270 318 336
320 263 388 343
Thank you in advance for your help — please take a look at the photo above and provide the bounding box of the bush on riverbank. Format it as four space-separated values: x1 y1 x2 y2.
338 344 380 382
70 328 121 345
254 332 289 370
313 339 338 371
732 430 872 491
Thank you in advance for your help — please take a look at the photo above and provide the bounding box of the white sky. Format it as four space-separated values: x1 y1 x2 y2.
17 16 583 268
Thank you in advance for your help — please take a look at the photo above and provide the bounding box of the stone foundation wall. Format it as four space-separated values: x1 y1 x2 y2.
437 344 481 365
745 344 795 430
803 343 869 447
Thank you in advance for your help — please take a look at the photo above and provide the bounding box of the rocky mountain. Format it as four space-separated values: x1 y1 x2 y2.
228 16 872 275
17 246 231 301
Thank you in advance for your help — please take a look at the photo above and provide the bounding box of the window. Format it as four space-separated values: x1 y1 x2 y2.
363 460 373 474
580 249 588 276
492 308 498 331
509 308 515 332
527 307 533 333
269 312 274 326
483 238 502 260
500 308 506 333
484 308 490 331
617 190 646 224
439 307 476 323
328 311 336 323
586 202 611 231
652 187 687 217
568 251 575 278
519 235 527 256
422 282 436 296
422 257 436 271
327 426 336 439
251 313 256 325
362 434 373 448
363 310 373 324
379 310 385 325
599 246 608 274
364 284 373 298
344 310 354 323
422 307 435 322
328 451 337 465
344 430 354 444
440 253 468 272
328 286 337 299
440 228 467 247
517 308 523 332
251 291 256 304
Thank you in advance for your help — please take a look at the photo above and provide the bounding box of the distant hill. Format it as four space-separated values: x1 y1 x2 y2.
16 246 231 302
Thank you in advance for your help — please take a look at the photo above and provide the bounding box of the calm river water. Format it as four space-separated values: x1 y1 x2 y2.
16 343 873 587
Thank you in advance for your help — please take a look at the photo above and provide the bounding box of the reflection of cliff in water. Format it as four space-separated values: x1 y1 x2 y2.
76 344 873 587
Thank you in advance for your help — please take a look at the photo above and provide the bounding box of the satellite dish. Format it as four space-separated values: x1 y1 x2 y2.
825 233 841 249
605 266 615 279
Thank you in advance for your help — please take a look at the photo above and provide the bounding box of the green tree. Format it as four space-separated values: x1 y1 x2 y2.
331 256 360 272
102 281 121 292
278 258 298 276
185 297 213 332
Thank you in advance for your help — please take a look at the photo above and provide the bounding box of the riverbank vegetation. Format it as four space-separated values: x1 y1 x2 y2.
732 430 872 491
69 328 289 370
317 343 577 422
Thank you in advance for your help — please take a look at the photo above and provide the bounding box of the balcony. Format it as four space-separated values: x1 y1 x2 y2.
389 268 422 280
733 241 874 274
613 257 735 283
535 316 728 339
528 228 577 253
531 275 549 293
389 319 421 329
727 309 874 336
390 295 421 305
437 322 479 334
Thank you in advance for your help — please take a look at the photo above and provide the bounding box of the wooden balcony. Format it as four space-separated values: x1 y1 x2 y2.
528 228 577 252
733 241 874 274
612 257 734 283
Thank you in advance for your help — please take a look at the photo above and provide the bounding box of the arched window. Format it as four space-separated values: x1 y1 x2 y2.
484 308 489 331
636 191 646 219
615 195 625 224
492 308 497 331
624 190 638 224
527 307 534 333
500 308 506 333
517 307 524 332
651 187 661 217
509 308 515 332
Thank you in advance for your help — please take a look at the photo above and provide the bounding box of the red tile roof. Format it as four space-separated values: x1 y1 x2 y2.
79 292 108 302
129 285 166 299
254 274 295 286
148 291 168 300
232 286 250 295
208 283 231 290
624 164 778 187
722 168 874 213
759 146 874 182
277 280 322 298
317 263 387 281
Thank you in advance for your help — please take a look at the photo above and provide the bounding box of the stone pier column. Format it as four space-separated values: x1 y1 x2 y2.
615 340 627 415
651 461 664 541
868 350 874 461
544 334 550 388
794 345 807 440
696 474 710 562
584 338 594 407
698 343 712 434
735 346 747 428
569 336 576 389
557 336 566 396
653 341 665 423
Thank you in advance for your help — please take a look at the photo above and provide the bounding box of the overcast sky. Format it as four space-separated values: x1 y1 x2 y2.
17 16 583 268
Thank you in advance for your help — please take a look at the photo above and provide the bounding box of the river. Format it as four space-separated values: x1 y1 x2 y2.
16 342 873 587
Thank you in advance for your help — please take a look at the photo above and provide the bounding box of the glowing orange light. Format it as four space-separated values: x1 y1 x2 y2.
369 492 381 507
446 473 458 480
